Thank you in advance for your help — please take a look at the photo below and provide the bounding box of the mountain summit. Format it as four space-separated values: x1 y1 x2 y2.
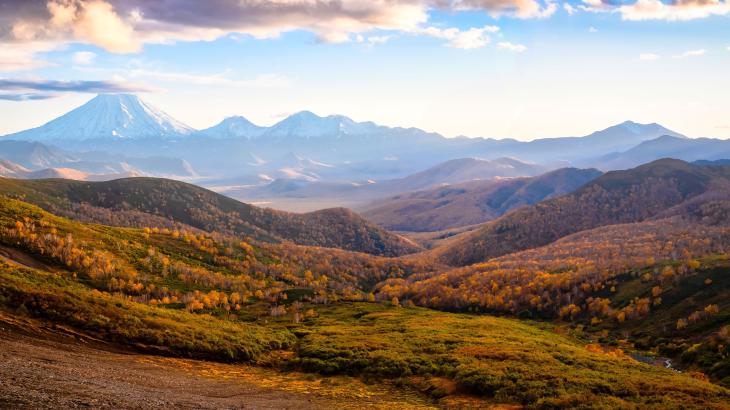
582 120 685 148
198 115 265 139
264 111 379 138
4 94 195 142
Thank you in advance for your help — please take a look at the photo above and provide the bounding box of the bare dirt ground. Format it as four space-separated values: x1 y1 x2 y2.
0 244 56 271
0 313 437 410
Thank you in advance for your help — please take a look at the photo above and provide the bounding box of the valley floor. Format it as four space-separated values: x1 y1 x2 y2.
0 314 436 410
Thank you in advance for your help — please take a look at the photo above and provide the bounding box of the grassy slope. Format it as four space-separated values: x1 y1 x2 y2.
0 262 294 361
1 263 727 408
0 176 421 257
0 199 726 407
290 303 729 408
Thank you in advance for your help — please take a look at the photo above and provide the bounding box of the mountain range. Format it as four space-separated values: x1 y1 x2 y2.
2 93 730 214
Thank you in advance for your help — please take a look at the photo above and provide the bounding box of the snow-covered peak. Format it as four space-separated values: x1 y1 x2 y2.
199 115 265 139
4 94 195 142
265 111 379 138
584 120 685 146
618 120 664 135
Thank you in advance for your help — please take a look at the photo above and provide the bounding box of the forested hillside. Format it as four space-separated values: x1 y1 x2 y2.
363 167 601 232
0 177 421 257
437 159 730 266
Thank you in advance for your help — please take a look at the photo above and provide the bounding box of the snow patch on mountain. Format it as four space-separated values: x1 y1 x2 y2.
264 111 380 138
198 116 265 139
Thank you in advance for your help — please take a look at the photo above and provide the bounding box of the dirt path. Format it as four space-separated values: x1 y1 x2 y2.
0 244 55 271
0 314 437 410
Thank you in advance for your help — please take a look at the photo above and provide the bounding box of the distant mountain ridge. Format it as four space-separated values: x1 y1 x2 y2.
227 157 549 206
0 140 196 178
363 167 603 232
1 93 685 149
593 135 730 170
0 157 144 181
5 93 727 204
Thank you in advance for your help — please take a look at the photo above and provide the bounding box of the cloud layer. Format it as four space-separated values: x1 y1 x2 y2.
0 0 554 55
579 0 730 20
0 78 153 101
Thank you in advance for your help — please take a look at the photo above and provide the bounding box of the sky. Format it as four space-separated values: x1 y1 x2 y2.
0 0 729 140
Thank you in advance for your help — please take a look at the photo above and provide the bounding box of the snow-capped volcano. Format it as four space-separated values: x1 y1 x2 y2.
4 94 195 142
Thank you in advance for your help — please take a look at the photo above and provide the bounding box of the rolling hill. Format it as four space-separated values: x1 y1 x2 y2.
362 167 602 232
436 158 730 266
380 215 730 388
0 177 421 257
0 196 728 407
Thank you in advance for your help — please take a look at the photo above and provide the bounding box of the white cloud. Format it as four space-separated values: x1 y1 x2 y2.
579 0 730 20
367 35 393 46
578 0 613 13
497 41 527 52
639 53 662 61
454 0 558 18
619 0 730 21
72 51 97 65
673 49 706 59
639 53 661 61
420 25 500 49
0 0 563 68
44 0 141 53
588 26 598 32
563 3 577 15
0 41 58 72
0 78 153 101
1 0 559 52
356 34 394 46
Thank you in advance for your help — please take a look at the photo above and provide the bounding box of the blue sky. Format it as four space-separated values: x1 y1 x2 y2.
0 0 729 140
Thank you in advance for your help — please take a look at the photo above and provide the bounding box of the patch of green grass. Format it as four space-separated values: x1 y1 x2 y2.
285 303 730 408
0 262 294 362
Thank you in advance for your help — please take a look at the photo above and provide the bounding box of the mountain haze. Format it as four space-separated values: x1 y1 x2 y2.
363 167 602 232
596 135 730 170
